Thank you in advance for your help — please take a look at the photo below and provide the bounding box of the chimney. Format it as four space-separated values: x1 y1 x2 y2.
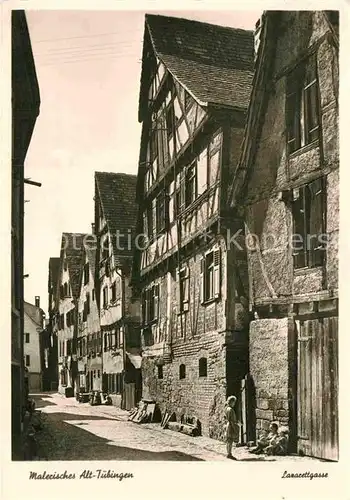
35 296 40 308
91 223 95 235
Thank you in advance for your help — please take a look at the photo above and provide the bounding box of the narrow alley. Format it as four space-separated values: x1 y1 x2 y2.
30 393 321 462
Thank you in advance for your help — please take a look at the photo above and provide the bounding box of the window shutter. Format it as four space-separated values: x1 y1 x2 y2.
309 178 325 267
152 199 157 238
200 257 205 304
182 268 190 311
213 248 221 298
292 187 307 269
143 211 148 237
154 284 159 320
176 269 181 313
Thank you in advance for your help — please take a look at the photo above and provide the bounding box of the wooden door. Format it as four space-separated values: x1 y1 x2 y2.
297 316 338 460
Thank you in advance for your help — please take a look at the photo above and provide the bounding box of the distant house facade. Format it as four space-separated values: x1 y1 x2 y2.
11 10 40 459
133 14 254 438
43 257 60 391
94 172 141 408
76 236 102 392
231 11 339 460
23 298 45 392
57 233 87 396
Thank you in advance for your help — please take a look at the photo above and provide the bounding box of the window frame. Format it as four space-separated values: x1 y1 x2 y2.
200 247 221 304
292 177 326 270
286 56 320 155
178 266 190 313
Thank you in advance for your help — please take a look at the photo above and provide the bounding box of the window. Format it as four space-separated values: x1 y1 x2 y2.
63 282 68 297
104 332 108 352
97 370 100 378
292 178 325 269
142 284 159 324
175 165 197 215
286 56 320 154
175 172 186 215
200 248 221 303
111 282 117 302
84 262 89 285
199 358 208 377
179 364 186 379
25 355 30 367
25 333 30 344
186 163 197 206
59 313 64 330
178 267 190 312
156 191 169 233
157 365 163 379
166 104 174 139
92 289 95 301
103 287 108 308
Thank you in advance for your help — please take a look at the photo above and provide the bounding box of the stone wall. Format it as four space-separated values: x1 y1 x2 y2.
142 331 228 438
249 318 292 434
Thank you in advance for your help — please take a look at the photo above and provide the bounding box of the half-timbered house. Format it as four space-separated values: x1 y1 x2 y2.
57 232 87 396
44 257 60 392
133 14 254 438
230 11 339 460
76 235 101 393
94 172 140 408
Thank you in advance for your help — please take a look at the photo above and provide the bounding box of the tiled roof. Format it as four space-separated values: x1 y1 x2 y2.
24 301 44 327
143 14 254 110
95 172 138 266
61 232 88 299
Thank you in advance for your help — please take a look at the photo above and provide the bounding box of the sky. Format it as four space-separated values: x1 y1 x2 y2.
23 9 261 314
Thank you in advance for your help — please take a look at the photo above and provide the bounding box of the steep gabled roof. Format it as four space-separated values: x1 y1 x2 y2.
60 232 88 299
139 14 254 120
95 172 138 266
24 301 44 327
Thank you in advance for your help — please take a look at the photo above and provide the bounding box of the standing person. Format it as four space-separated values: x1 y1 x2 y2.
225 395 240 460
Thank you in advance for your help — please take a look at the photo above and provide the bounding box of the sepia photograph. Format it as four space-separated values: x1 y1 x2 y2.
10 5 339 473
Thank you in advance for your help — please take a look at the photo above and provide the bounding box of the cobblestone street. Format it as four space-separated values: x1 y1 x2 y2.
31 393 321 462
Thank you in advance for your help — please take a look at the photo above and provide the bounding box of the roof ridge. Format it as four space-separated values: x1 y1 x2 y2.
62 231 89 236
95 171 137 178
145 13 254 35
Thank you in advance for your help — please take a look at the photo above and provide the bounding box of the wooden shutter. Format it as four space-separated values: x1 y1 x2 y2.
213 248 221 298
292 187 307 269
309 178 325 267
154 284 159 320
152 199 157 238
143 211 148 237
176 269 181 313
200 257 205 304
